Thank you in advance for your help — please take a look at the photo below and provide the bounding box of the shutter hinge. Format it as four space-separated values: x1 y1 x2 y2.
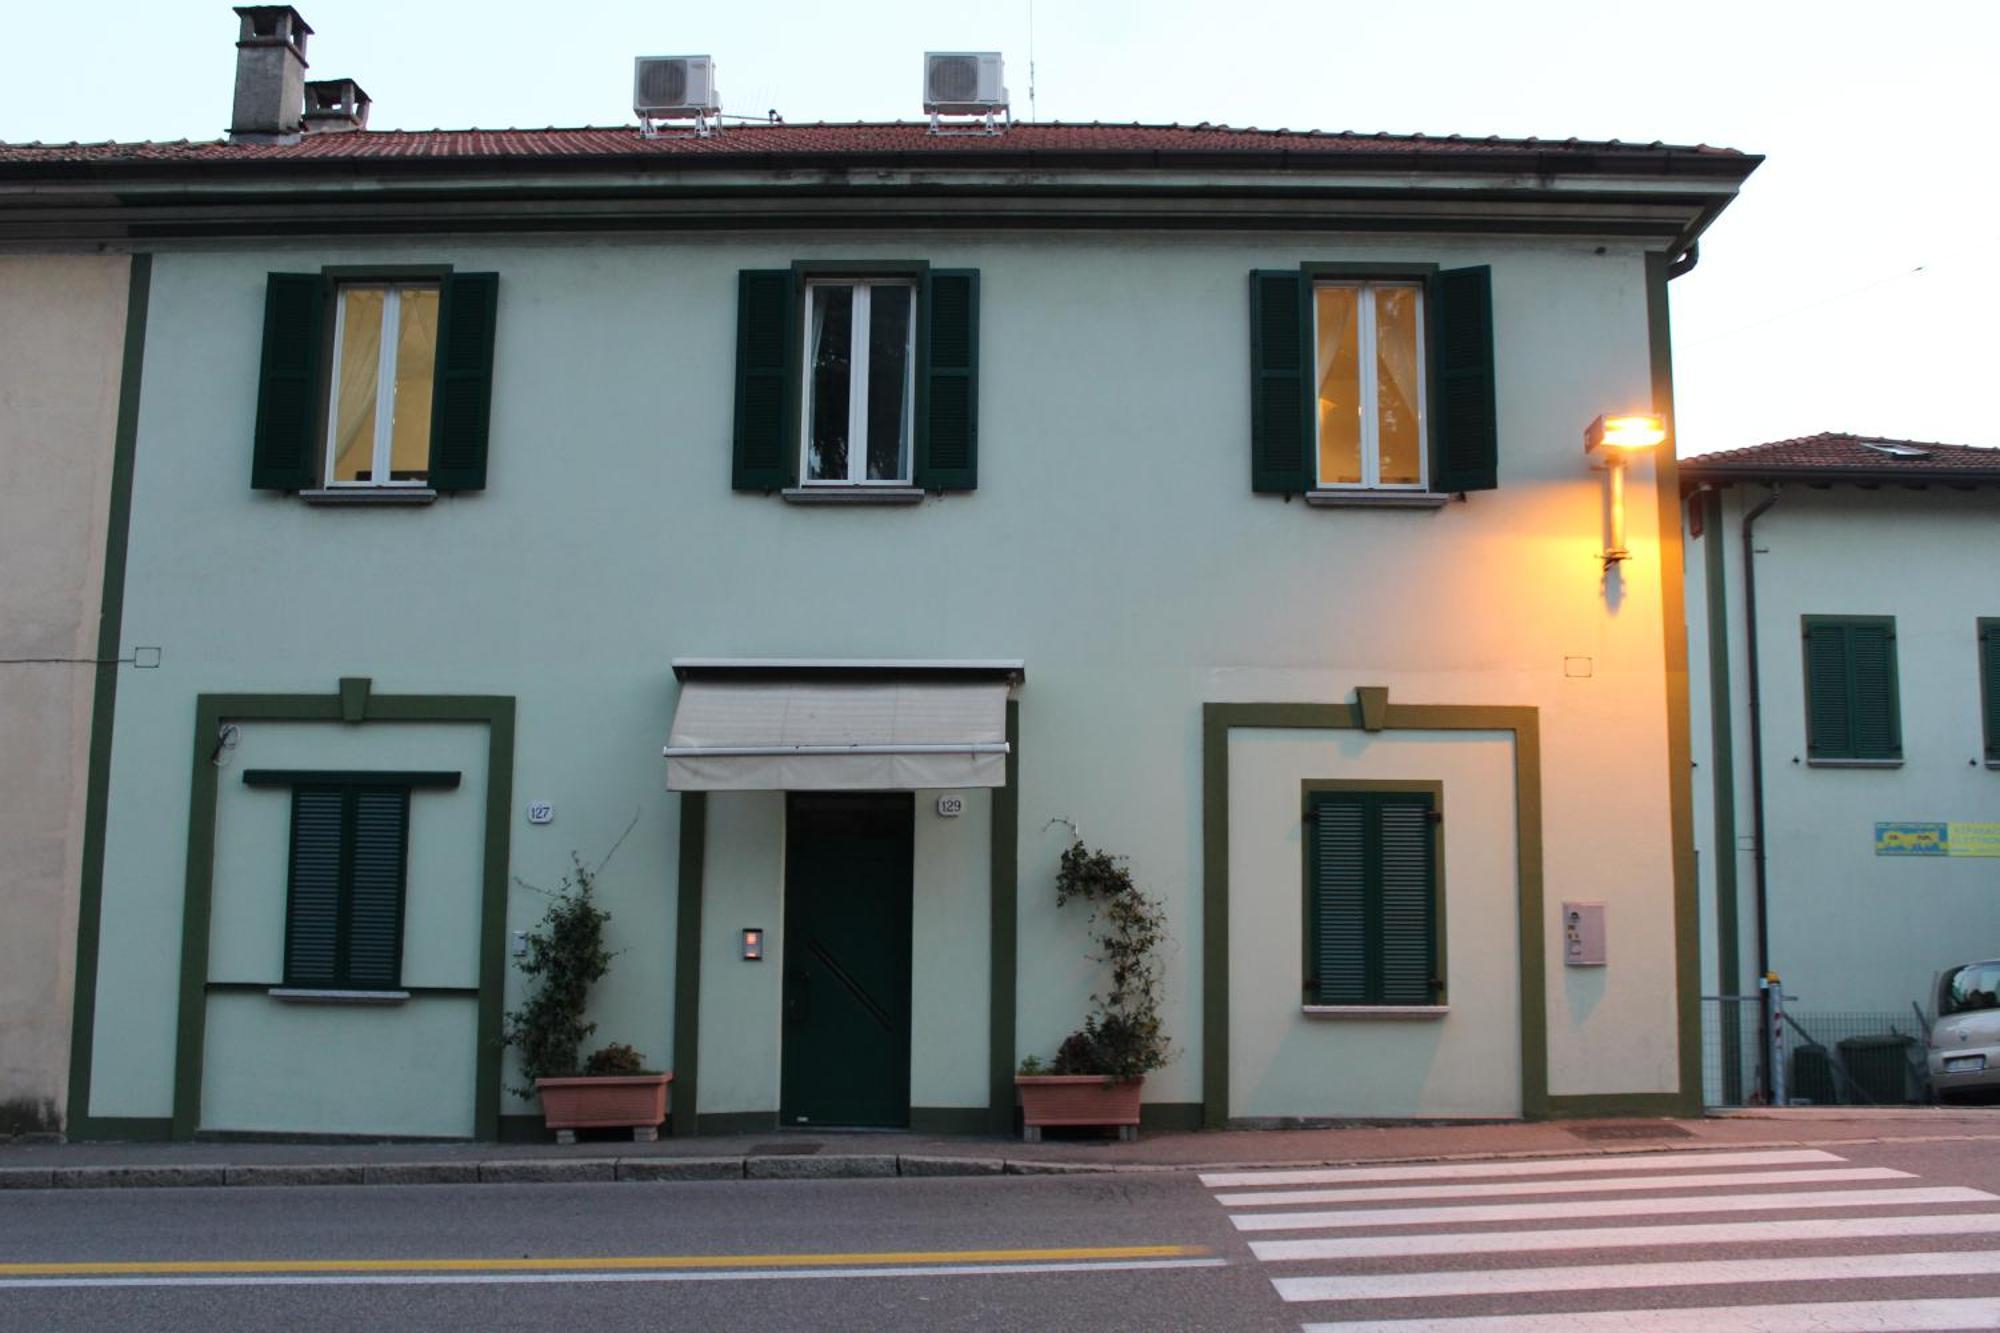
1426 810 1443 825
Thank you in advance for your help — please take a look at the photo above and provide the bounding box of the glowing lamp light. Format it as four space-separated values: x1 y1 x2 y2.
1585 413 1667 456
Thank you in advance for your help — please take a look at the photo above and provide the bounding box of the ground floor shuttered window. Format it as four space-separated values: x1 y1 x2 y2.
1305 789 1440 1006
284 784 412 990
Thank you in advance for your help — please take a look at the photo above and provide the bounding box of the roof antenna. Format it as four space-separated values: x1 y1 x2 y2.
1027 0 1038 122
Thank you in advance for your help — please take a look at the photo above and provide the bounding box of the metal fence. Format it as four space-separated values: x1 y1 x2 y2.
1701 996 1927 1107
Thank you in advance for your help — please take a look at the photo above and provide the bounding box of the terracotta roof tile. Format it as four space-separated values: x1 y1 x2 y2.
0 120 1752 167
1683 431 2000 477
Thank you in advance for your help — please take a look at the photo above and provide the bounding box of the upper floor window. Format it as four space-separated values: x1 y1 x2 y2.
250 269 499 497
1250 264 1496 500
803 279 916 486
1802 615 1901 765
327 283 440 488
732 265 979 497
1314 281 1427 490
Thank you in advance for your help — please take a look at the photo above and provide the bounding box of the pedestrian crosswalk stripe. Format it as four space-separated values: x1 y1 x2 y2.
1272 1247 2000 1302
1229 1185 1995 1232
1250 1210 2000 1261
1297 1296 2000 1333
1199 1148 1841 1189
1216 1166 1906 1208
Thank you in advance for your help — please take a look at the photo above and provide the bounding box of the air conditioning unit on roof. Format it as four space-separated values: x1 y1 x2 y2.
924 52 1007 121
634 55 721 137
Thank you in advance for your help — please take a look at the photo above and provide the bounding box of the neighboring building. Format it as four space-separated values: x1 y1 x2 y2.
0 8 1758 1141
0 253 136 1136
1683 433 2000 1102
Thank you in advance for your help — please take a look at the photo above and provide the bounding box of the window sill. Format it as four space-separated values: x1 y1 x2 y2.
1302 1004 1449 1019
300 488 438 507
268 987 411 1004
1305 490 1451 510
1805 758 1904 769
780 486 926 506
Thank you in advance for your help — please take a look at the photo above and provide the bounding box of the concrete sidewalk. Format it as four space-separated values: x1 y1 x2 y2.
3 1107 1996 1191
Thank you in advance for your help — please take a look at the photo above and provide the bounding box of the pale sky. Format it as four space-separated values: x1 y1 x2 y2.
6 0 1996 456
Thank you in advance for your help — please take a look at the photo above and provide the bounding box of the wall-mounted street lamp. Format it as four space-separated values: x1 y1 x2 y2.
1585 413 1667 566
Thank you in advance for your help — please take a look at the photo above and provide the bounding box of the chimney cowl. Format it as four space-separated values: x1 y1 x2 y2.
228 7 314 144
303 78 371 133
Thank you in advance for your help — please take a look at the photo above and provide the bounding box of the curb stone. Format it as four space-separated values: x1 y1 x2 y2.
54 1165 228 1189
1002 1160 1117 1176
0 1169 55 1190
224 1164 366 1187
478 1159 617 1185
362 1162 482 1186
745 1153 897 1180
898 1155 1005 1177
616 1157 745 1182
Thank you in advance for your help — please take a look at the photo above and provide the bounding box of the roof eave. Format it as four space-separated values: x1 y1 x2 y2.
1680 465 2000 490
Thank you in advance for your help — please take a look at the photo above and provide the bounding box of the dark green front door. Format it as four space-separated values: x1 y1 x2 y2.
780 793 913 1128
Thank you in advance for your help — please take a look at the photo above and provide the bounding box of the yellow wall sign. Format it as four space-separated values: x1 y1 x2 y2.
1876 822 2000 857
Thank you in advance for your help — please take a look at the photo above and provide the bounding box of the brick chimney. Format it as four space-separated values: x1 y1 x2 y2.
303 78 370 133
228 6 312 144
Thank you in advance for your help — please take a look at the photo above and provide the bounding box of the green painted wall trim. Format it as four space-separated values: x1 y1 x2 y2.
909 1106 993 1134
65 1116 173 1144
1544 1092 1691 1119
497 1113 547 1143
169 688 515 1141
1138 1101 1204 1132
64 253 151 1142
987 699 1021 1134
698 1111 779 1136
1647 250 1707 1119
1203 700 1546 1127
670 791 706 1139
1702 489 1744 1102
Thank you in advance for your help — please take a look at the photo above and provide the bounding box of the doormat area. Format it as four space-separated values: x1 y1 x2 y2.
1566 1121 1695 1141
747 1142 824 1156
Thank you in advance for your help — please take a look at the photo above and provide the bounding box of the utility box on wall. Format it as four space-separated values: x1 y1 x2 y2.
1563 901 1607 966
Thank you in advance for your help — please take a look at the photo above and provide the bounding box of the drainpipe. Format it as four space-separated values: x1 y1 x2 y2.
1668 242 1701 280
1740 484 1781 1100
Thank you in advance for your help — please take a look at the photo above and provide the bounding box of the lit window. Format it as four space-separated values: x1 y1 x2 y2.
802 280 916 484
326 283 440 487
1314 281 1427 490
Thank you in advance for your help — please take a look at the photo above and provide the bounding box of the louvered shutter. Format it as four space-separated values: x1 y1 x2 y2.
283 787 345 986
1432 265 1499 492
1983 623 2000 765
1803 621 1854 759
1376 796 1438 1004
1847 621 1901 760
428 272 499 491
1249 270 1311 494
915 269 979 490
1309 798 1369 1004
344 788 410 989
732 269 798 490
251 273 326 490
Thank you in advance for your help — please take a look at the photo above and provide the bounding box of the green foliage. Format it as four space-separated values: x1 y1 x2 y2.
501 853 615 1094
1015 1054 1046 1076
582 1042 648 1076
1043 839 1173 1081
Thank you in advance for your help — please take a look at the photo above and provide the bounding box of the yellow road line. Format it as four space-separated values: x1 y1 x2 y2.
0 1244 1208 1278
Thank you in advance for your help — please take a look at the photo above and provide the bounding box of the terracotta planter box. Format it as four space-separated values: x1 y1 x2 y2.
535 1073 672 1143
1015 1074 1144 1142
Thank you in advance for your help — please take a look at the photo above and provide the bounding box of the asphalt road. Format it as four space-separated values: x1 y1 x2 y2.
9 1137 2000 1331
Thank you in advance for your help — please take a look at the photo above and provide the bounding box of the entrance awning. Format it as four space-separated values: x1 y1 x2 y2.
663 660 1021 792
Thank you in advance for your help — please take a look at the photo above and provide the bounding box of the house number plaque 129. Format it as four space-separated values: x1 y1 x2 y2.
936 795 965 818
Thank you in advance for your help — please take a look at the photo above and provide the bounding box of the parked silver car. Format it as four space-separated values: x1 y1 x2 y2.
1928 961 2000 1101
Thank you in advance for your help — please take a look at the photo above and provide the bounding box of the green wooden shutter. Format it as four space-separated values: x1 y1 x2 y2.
1848 621 1901 760
1309 797 1369 1004
1981 622 2000 765
250 273 326 491
428 272 499 491
283 787 345 986
1250 270 1311 494
344 788 410 990
1432 265 1498 492
915 269 979 490
1802 621 1854 759
1376 795 1438 1004
733 269 798 491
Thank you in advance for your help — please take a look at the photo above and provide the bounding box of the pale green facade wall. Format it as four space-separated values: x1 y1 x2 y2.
1688 485 2000 1030
1227 728 1521 1118
86 229 1681 1129
0 254 128 1129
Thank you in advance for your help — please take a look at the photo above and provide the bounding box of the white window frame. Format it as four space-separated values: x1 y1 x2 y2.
799 278 918 486
323 282 437 489
1313 280 1428 492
